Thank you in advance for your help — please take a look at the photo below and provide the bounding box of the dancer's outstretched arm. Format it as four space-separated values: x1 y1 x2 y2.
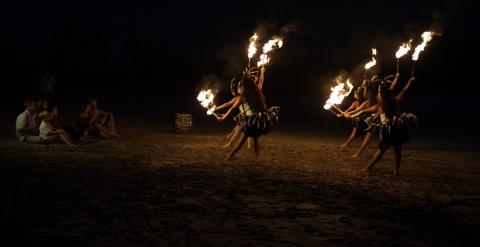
344 101 359 113
215 97 241 121
257 66 265 91
215 96 238 111
344 101 367 116
395 77 414 102
389 73 400 91
349 104 379 118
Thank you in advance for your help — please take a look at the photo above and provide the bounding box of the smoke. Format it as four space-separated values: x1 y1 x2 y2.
333 70 350 84
198 73 224 95
280 20 299 36
254 22 277 38
430 9 445 34
199 20 298 98
215 44 245 79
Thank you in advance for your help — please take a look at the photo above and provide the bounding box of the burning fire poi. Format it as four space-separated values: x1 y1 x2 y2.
248 33 259 66
395 39 413 59
257 37 283 67
364 48 377 70
412 31 438 61
324 79 354 110
197 89 216 115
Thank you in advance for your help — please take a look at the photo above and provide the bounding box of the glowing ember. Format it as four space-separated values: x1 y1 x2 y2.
248 33 259 59
324 79 354 110
412 31 438 61
395 39 413 58
364 48 377 70
197 89 216 115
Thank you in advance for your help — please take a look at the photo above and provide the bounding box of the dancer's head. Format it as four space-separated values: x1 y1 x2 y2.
230 78 239 96
238 77 266 111
377 83 397 116
354 87 365 102
364 84 377 104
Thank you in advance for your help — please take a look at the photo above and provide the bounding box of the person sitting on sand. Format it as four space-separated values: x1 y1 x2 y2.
15 100 44 144
33 99 49 129
81 98 118 139
39 111 77 146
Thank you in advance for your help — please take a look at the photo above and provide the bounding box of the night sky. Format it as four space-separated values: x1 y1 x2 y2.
2 1 478 134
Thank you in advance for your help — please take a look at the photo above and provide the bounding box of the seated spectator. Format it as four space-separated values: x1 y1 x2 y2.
81 98 118 139
38 111 77 146
16 100 44 144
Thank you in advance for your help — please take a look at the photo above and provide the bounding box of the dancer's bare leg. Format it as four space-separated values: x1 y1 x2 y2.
226 126 236 140
339 128 357 149
253 137 260 159
223 125 242 148
226 133 248 161
362 146 388 172
351 132 372 159
247 137 252 149
393 145 402 176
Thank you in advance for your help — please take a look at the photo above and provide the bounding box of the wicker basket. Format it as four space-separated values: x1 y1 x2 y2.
175 113 192 133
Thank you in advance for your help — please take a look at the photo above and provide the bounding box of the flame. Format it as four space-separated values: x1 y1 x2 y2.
364 58 376 70
395 39 413 58
262 37 283 54
257 54 270 67
197 89 216 115
364 48 377 70
248 33 259 59
256 36 283 67
412 31 438 61
324 79 354 109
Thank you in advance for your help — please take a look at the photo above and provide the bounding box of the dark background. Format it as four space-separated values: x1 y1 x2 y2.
1 0 478 136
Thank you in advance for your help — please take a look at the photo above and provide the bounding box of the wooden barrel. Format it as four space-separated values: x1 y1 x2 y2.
175 113 192 133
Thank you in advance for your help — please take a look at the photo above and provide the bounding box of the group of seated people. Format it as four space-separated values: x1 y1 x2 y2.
15 98 117 146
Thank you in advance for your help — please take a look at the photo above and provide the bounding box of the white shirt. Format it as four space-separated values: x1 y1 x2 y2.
39 121 53 138
15 110 35 140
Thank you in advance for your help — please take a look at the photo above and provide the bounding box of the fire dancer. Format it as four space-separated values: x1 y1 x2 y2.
338 86 367 149
349 76 416 175
214 66 266 148
215 72 279 160
341 76 382 159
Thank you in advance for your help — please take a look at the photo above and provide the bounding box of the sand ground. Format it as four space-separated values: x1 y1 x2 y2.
1 119 479 246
